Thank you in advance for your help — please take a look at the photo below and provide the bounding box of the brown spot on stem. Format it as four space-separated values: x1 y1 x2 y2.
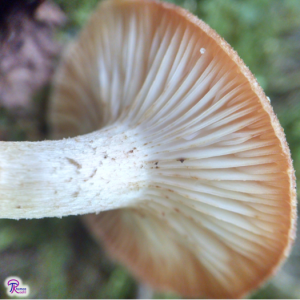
66 158 82 169
72 191 79 197
90 169 97 178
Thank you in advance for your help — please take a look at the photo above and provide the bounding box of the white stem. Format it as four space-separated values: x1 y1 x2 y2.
0 125 147 219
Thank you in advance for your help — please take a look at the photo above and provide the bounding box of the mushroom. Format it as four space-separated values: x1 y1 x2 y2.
0 0 296 298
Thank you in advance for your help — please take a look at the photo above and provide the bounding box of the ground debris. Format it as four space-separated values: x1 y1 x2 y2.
0 0 66 111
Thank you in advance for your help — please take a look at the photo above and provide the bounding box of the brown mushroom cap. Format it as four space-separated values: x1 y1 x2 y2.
49 0 297 298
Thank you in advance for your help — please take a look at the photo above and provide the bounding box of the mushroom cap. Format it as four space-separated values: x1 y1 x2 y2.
49 0 297 298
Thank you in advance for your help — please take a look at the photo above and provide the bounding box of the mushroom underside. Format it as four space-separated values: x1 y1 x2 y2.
44 0 296 298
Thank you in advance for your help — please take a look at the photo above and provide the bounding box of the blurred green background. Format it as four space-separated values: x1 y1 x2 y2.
0 0 299 298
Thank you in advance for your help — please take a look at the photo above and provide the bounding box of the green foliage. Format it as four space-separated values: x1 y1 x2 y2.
276 102 300 191
54 0 100 30
152 294 182 300
0 218 137 298
99 267 136 298
153 291 180 299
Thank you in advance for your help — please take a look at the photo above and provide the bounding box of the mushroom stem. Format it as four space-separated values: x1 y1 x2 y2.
0 125 147 219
